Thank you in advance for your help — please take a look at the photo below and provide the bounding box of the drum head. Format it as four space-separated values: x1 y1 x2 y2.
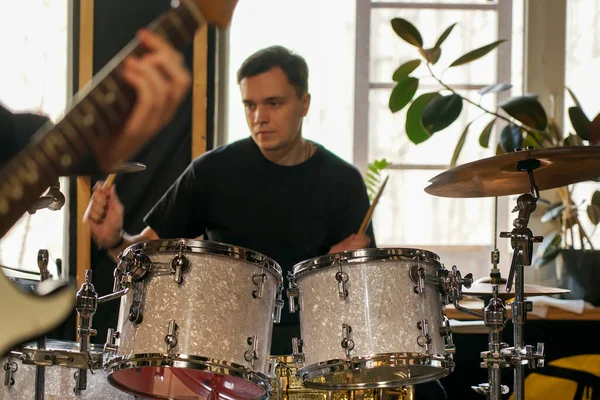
107 355 270 400
298 354 451 390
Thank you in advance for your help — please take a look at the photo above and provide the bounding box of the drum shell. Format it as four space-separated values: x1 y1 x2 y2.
114 240 283 375
291 248 446 366
0 340 132 400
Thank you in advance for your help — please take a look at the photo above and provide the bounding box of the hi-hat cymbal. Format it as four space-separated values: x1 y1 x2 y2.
463 276 570 300
425 146 600 198
62 161 146 177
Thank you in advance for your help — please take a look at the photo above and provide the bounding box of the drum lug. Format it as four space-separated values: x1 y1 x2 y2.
340 323 355 359
287 276 299 313
164 320 179 354
170 243 190 284
417 318 432 352
244 335 259 369
440 315 456 354
252 271 267 299
3 360 17 387
292 337 305 365
273 286 284 324
104 328 120 356
335 255 349 299
118 249 151 281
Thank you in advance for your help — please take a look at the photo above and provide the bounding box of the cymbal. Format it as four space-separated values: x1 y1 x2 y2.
62 161 146 177
463 277 570 300
425 146 600 198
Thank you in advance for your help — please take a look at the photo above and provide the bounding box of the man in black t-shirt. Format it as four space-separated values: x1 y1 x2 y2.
85 45 447 400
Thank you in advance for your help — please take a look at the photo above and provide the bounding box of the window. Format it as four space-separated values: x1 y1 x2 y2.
361 1 518 278
225 0 357 162
0 1 70 280
563 0 600 249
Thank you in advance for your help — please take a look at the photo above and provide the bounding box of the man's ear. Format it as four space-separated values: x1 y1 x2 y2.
301 93 311 117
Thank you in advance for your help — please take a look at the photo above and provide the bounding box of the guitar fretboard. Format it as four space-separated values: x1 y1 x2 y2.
0 0 205 237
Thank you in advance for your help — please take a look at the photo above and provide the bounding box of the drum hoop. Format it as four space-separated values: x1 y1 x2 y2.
126 239 283 282
290 248 442 280
105 352 271 399
297 352 452 390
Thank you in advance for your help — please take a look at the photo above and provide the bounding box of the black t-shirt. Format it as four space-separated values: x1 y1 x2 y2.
0 103 51 167
144 137 376 353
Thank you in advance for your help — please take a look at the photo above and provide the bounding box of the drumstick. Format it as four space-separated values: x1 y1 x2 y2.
358 175 389 235
103 173 117 188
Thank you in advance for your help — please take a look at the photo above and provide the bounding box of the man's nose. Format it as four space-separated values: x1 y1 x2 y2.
254 105 269 124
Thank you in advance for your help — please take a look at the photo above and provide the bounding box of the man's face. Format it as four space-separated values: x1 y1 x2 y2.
240 67 310 153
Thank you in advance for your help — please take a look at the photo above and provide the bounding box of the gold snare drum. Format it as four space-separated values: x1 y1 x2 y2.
270 356 414 400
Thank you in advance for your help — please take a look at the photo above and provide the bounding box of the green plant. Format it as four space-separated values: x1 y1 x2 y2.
365 159 390 202
387 18 600 265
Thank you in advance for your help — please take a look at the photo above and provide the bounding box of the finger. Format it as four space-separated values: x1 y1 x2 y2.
108 186 124 211
137 28 181 56
130 51 188 129
121 57 164 136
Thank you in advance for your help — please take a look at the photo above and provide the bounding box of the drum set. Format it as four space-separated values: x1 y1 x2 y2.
2 146 597 400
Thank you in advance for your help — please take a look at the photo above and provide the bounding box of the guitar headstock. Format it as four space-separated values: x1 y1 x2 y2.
193 0 239 27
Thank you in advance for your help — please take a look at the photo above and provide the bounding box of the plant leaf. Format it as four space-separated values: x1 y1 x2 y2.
388 77 419 113
421 94 463 134
434 23 457 49
499 95 548 130
588 191 600 225
391 18 423 48
587 204 600 226
405 92 441 144
478 83 512 96
495 143 505 155
568 107 590 141
564 133 584 146
533 232 562 267
566 87 584 110
392 59 421 82
522 131 546 149
588 112 600 145
541 203 566 223
478 119 496 148
449 39 506 68
419 47 442 64
374 159 390 169
450 121 473 167
499 124 523 153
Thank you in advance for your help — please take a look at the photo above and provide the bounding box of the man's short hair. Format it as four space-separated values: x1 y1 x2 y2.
237 45 309 97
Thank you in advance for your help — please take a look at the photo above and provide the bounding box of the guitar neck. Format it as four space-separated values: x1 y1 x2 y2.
0 0 205 238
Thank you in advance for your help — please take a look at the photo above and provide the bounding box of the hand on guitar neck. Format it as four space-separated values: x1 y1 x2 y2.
92 28 192 171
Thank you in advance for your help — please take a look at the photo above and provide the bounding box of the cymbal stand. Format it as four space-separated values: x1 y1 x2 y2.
74 269 98 395
498 160 545 400
35 250 50 400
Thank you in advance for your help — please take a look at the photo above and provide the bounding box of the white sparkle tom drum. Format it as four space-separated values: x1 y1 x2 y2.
104 239 284 400
287 248 455 390
0 339 132 399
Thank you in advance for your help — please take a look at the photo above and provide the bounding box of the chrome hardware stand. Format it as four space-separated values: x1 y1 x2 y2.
74 269 98 395
35 249 50 400
472 159 546 399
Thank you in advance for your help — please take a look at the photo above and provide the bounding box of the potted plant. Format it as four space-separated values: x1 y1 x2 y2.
386 18 600 304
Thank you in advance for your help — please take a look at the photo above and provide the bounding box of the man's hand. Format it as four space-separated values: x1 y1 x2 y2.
97 28 192 170
83 182 124 249
329 233 372 254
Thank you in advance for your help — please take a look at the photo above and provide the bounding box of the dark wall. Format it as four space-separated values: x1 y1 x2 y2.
60 0 216 342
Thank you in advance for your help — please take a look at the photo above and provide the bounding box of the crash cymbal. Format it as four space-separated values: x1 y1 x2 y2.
62 161 146 177
425 146 600 198
463 276 570 300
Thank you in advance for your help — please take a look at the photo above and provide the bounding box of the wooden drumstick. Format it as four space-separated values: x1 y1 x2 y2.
103 173 117 188
358 175 389 235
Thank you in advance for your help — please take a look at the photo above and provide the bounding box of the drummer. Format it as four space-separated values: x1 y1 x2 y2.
84 45 446 399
